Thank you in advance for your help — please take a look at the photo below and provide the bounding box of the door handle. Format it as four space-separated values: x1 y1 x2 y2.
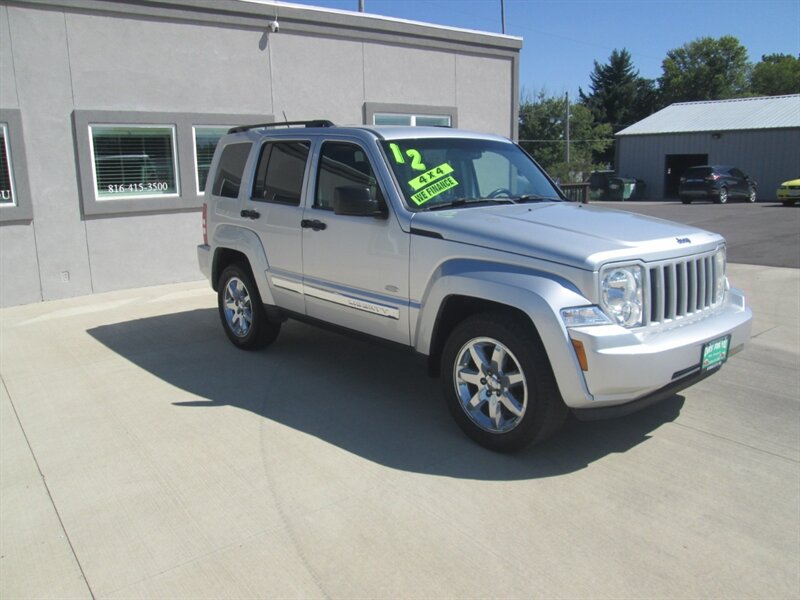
240 209 260 220
301 219 327 231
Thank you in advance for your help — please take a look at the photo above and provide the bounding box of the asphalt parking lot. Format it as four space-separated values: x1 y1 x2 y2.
608 200 800 269
1 205 799 598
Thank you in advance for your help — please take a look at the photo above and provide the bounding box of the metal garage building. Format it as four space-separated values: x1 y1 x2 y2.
0 0 521 307
615 95 800 200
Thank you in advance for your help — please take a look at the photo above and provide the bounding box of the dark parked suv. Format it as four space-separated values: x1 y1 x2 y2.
679 165 757 204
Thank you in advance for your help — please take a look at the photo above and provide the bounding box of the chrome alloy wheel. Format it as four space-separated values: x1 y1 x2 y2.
223 277 253 337
453 337 528 434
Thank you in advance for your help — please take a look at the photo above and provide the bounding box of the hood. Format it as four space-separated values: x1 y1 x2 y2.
410 202 723 269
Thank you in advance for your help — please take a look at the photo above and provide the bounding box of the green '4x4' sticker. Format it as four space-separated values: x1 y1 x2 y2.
408 162 459 205
408 163 454 191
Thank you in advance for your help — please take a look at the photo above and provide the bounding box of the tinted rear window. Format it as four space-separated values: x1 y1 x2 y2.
683 167 712 178
252 141 310 204
212 142 252 198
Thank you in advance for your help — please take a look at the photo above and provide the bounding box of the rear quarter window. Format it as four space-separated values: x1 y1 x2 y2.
212 142 252 198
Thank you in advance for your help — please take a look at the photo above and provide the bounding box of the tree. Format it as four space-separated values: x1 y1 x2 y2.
580 49 659 130
659 36 750 104
750 54 800 96
518 90 612 182
579 49 661 165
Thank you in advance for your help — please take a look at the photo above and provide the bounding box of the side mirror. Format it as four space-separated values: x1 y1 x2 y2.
333 186 386 217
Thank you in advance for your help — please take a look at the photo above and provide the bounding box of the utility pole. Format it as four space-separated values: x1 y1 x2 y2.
359 0 364 12
500 0 506 34
565 91 570 164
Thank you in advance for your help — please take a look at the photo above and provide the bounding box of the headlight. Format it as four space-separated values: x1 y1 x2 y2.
600 265 644 327
714 246 726 302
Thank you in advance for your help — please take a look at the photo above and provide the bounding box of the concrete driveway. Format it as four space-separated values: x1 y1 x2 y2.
2 263 799 599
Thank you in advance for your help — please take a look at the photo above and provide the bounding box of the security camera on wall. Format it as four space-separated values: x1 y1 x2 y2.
268 20 279 33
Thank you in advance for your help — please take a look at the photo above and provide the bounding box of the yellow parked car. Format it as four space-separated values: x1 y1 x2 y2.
777 178 800 206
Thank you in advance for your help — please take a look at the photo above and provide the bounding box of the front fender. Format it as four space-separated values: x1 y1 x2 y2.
414 259 593 405
211 224 275 305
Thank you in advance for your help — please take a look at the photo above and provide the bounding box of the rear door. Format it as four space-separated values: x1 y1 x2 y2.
242 139 312 315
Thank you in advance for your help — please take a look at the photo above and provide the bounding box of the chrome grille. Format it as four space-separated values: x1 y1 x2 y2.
646 251 721 325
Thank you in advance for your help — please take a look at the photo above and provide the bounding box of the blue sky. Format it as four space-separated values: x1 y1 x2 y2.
283 0 800 98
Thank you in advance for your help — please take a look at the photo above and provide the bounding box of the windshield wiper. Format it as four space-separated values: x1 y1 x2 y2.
513 194 561 203
424 197 515 211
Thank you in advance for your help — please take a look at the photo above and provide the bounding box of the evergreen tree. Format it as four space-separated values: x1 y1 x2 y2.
578 49 659 165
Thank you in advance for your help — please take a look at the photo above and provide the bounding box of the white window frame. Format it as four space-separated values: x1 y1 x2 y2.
0 123 17 206
373 113 452 127
364 103 457 130
193 125 230 195
89 123 181 201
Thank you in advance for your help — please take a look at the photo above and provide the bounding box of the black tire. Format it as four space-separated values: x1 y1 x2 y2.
716 187 728 204
748 186 757 203
440 311 568 452
781 200 795 207
217 263 280 350
680 196 691 205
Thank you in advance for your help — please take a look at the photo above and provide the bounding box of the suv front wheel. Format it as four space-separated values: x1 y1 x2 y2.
217 263 280 350
440 312 568 452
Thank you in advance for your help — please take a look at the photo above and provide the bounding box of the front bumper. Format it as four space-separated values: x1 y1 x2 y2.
564 286 752 410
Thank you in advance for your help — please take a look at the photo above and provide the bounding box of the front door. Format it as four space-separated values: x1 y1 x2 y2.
301 140 411 345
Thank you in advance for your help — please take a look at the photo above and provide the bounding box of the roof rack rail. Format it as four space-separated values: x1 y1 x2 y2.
227 120 335 134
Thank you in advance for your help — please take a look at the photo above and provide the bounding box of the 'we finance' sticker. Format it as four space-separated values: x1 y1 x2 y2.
408 163 459 206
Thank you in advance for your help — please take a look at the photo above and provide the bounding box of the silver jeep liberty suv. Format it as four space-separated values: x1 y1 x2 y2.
198 120 752 451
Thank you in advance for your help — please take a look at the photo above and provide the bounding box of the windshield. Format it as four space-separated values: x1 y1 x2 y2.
380 138 562 210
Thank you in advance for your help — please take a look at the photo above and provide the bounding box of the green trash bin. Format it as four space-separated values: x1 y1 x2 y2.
610 177 638 201
607 177 625 200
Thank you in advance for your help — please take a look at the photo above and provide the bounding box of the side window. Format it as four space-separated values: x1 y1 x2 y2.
211 142 252 199
252 141 310 204
315 142 385 210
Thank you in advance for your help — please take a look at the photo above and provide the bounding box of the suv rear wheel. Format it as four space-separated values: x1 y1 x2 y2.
440 312 568 452
717 186 728 204
217 263 280 350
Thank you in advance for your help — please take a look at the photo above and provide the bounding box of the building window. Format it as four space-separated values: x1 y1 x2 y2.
373 113 451 127
90 125 179 199
0 124 15 205
194 126 229 194
73 110 271 217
